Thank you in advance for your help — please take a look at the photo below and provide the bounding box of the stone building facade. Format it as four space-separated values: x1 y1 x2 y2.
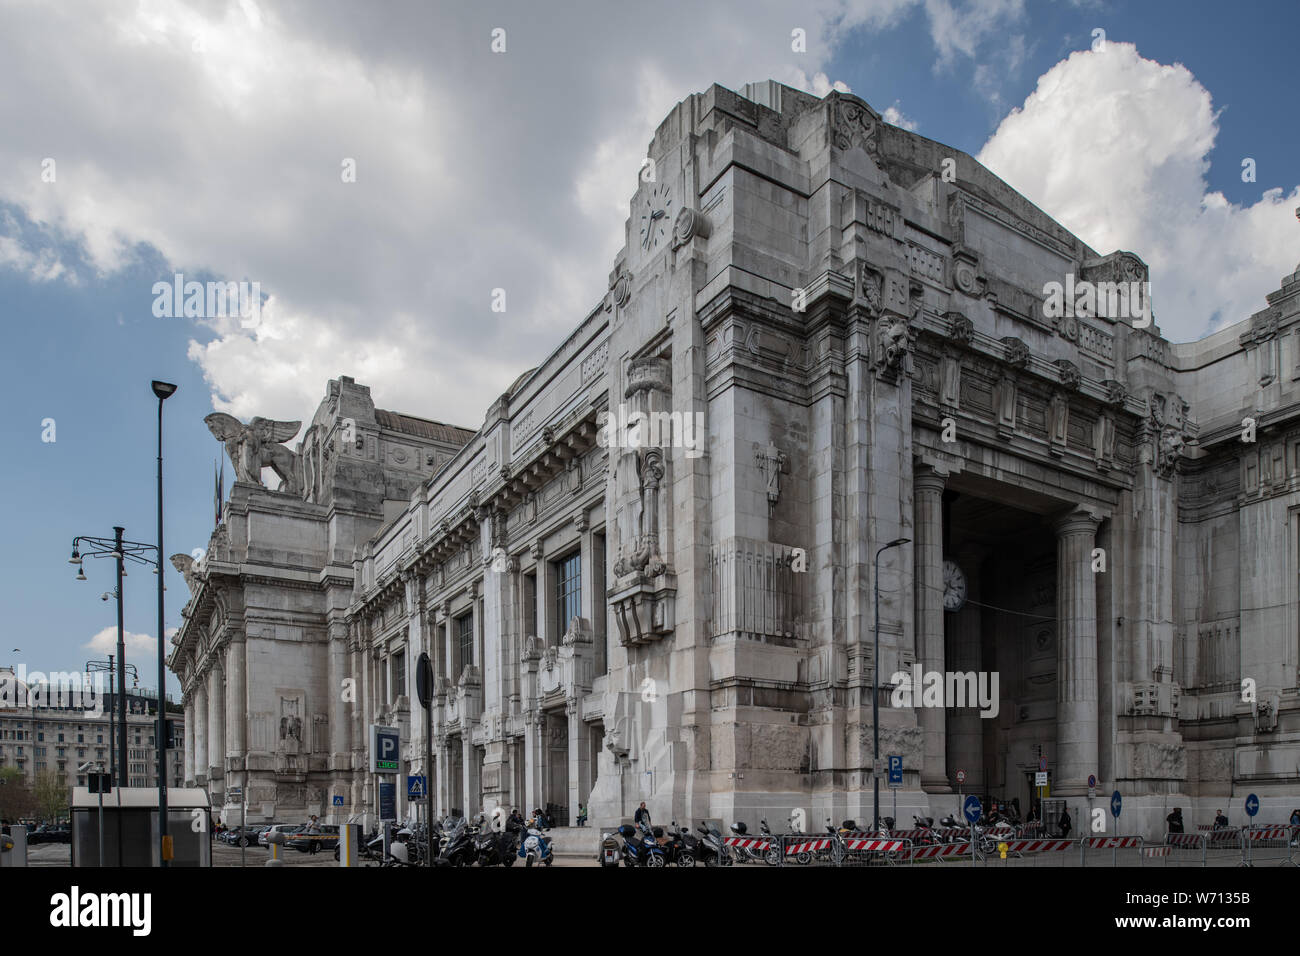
170 80 1300 837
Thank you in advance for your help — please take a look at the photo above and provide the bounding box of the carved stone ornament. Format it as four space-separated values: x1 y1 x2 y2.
1054 359 1081 390
609 270 632 310
671 207 710 249
830 93 881 156
946 311 973 346
1102 379 1129 408
1002 336 1030 369
861 264 884 315
875 313 911 374
954 261 983 296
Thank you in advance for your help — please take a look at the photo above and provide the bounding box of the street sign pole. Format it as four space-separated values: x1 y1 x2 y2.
240 790 246 869
97 777 104 869
417 652 435 868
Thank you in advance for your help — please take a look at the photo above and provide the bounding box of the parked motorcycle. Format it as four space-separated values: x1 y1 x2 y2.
759 820 782 866
729 821 761 864
660 823 695 867
475 819 520 866
437 820 480 867
614 823 665 867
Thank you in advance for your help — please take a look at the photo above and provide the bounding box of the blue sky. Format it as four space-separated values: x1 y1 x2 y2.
0 0 1296 696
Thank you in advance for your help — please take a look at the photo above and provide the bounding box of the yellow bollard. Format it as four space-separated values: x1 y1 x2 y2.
998 841 1008 861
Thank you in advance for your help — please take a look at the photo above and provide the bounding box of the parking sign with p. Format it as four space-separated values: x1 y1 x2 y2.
369 724 400 773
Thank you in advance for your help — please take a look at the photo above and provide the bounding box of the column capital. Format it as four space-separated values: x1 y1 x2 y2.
913 464 948 496
1053 507 1103 537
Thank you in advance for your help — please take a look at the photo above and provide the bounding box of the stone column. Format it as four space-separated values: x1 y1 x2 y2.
225 639 246 775
183 696 195 786
523 710 542 812
192 677 208 785
1054 508 1101 796
946 547 984 791
207 663 224 795
566 698 589 822
913 465 949 791
462 732 476 815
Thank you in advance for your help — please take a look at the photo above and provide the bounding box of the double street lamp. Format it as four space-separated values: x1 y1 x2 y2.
873 536 910 832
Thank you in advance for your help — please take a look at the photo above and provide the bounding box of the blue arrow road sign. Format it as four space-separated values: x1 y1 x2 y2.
1245 793 1259 818
407 775 427 799
1111 790 1122 818
887 755 903 786
963 794 982 824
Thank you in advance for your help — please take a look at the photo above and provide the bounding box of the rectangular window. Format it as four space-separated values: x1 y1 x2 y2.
392 651 406 703
594 532 607 674
457 613 474 675
554 551 581 642
524 572 538 639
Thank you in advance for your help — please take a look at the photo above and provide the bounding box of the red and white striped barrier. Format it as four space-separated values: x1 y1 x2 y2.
1244 827 1290 841
1144 846 1172 857
1083 836 1141 849
887 829 929 841
1206 828 1240 844
723 836 772 851
1000 839 1072 853
845 838 907 852
1166 833 1202 847
903 842 971 860
785 838 831 855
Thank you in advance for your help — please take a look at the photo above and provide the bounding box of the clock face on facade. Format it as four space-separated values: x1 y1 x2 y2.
639 183 672 251
942 559 967 612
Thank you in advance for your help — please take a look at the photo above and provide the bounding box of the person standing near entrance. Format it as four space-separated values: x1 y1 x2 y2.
1166 807 1184 833
1058 807 1072 838
634 802 651 828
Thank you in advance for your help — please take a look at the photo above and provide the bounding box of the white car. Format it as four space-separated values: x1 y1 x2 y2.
258 824 303 847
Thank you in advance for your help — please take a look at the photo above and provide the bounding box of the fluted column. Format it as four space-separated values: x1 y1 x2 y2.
226 639 246 769
1055 508 1101 795
913 466 949 791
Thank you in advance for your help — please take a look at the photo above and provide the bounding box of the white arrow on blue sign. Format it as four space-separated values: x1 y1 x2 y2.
1245 793 1259 818
963 794 982 824
888 755 903 786
1110 790 1122 818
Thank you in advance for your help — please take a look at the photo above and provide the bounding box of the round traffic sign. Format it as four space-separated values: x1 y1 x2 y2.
963 794 982 824
1088 774 1096 788
956 769 966 784
1245 793 1259 818
1039 755 1048 771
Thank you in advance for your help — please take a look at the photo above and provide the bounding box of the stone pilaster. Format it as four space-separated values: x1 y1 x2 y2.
183 696 195 786
946 547 983 792
207 663 224 794
192 678 208 785
913 465 948 791
1055 508 1101 796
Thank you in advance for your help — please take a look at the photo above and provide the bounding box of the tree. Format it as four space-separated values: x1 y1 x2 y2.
0 766 37 823
32 769 68 824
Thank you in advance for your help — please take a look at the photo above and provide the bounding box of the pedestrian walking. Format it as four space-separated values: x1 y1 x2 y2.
306 814 322 854
1166 807 1184 834
634 802 651 828
1058 807 1072 839
1213 808 1229 829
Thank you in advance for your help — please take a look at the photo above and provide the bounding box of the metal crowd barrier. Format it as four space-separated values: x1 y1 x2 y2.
1241 825 1298 867
1079 835 1143 867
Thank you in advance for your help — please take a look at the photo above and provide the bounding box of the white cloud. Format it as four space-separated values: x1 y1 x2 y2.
0 0 1030 430
881 101 919 130
977 42 1299 339
85 627 161 670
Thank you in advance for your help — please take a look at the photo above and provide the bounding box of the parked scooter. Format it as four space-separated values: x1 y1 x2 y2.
759 820 783 866
695 821 732 866
660 823 695 867
437 820 480 867
729 821 762 864
614 822 666 867
518 816 555 866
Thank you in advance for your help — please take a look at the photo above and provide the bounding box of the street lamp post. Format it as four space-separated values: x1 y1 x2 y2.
873 536 910 832
85 657 138 785
69 530 159 789
152 380 177 868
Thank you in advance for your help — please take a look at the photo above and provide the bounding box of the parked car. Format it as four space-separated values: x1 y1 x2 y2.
222 825 268 847
28 824 71 844
258 824 303 848
287 824 340 853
